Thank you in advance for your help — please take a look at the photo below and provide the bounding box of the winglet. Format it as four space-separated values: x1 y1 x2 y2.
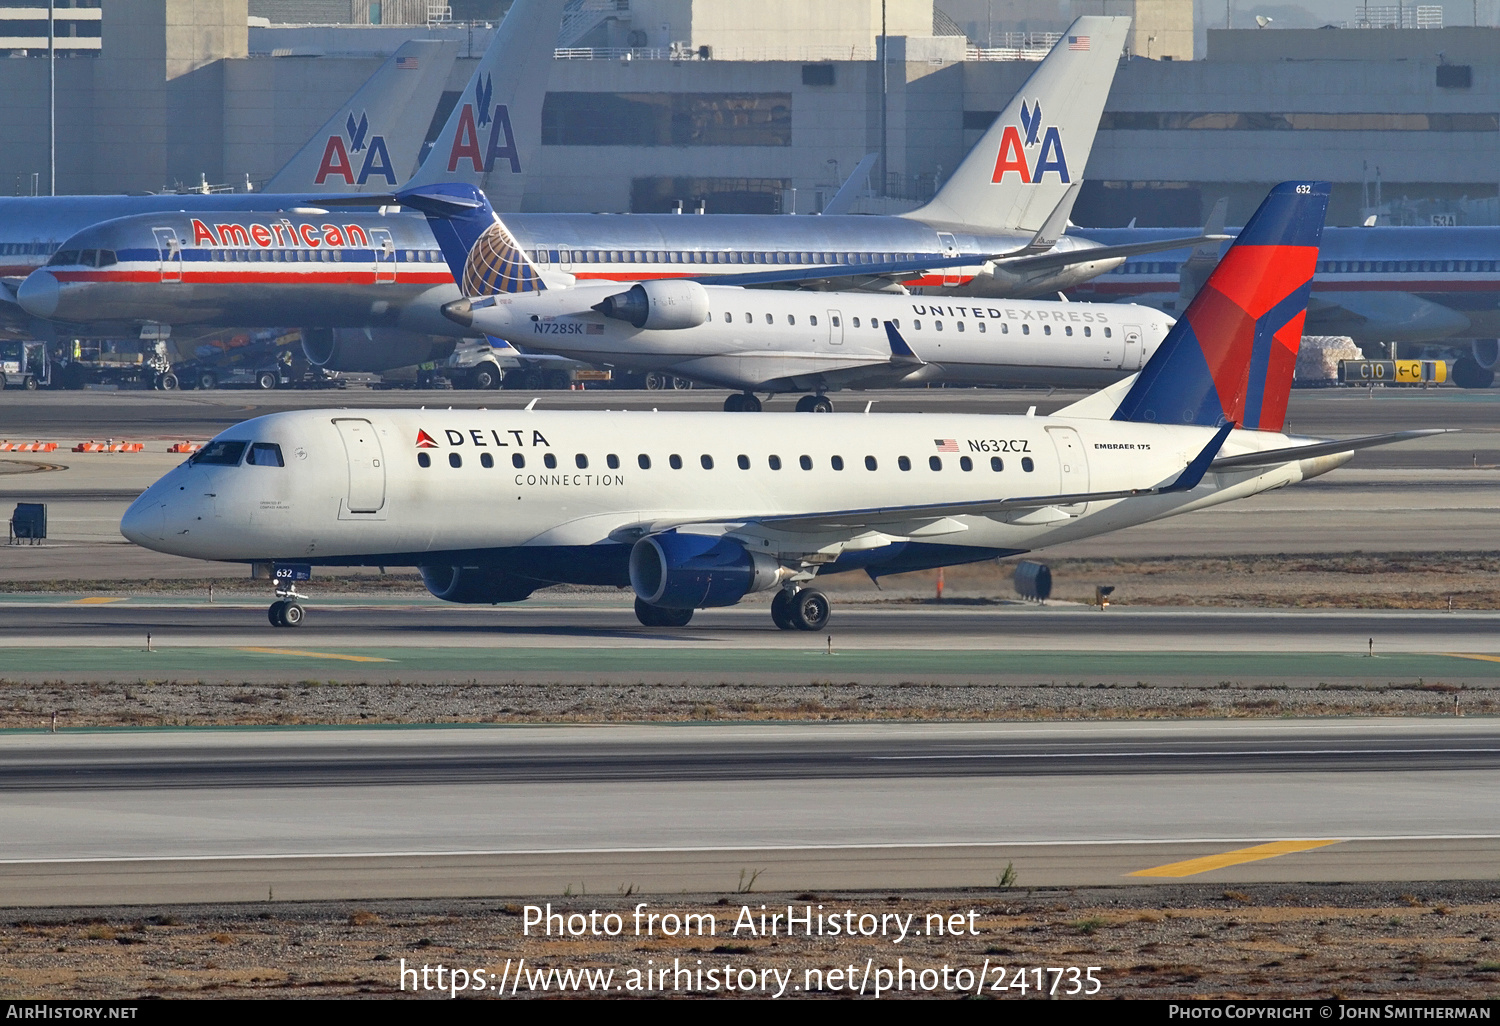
885 321 925 364
1165 421 1235 493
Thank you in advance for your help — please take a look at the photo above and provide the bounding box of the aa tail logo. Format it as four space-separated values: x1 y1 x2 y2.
446 73 520 174
990 99 1068 184
346 112 370 153
315 109 395 185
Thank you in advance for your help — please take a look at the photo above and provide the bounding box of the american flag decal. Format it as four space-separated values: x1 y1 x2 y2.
396 56 420 69
1068 35 1089 50
935 439 959 452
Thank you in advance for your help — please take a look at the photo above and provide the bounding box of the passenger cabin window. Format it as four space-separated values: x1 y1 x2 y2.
852 317 860 328
481 452 494 468
768 455 782 470
575 454 588 469
831 455 844 471
543 453 557 469
669 454 683 469
929 456 942 471
246 443 284 467
1065 326 1073 336
991 457 1003 471
607 454 620 469
737 455 750 470
513 453 525 468
191 440 247 466
864 456 877 471
1043 325 1051 335
960 456 973 471
638 454 651 469
1083 327 1091 337
1104 328 1112 338
810 315 818 326
418 452 431 468
700 454 714 470
449 453 462 468
898 456 911 471
1021 457 1035 472
978 322 986 334
799 455 812 470
1021 324 1029 335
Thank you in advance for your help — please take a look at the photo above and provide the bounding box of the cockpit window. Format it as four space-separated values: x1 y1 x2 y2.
190 440 248 466
48 250 79 267
246 442 284 467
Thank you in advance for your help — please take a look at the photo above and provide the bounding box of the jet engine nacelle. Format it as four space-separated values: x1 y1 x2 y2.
419 564 538 604
629 531 785 609
302 327 455 372
1473 338 1499 370
594 281 711 330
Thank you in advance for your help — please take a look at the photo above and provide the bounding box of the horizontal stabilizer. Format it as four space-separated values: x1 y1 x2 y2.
1208 429 1453 471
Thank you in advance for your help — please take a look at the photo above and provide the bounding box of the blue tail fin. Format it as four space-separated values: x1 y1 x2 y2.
1111 181 1330 432
398 181 547 296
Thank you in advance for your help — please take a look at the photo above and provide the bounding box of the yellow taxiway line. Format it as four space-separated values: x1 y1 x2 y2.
1129 839 1343 878
237 647 394 664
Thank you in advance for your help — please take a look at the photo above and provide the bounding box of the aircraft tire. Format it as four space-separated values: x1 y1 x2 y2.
268 601 286 627
770 589 796 630
471 363 502 390
1452 355 1495 389
743 394 761 412
724 393 745 412
671 377 693 390
810 395 834 413
282 602 305 627
795 395 816 412
788 589 830 632
644 371 667 391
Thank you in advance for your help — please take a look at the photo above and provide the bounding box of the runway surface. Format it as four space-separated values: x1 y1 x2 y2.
1 719 1496 904
0 601 1497 681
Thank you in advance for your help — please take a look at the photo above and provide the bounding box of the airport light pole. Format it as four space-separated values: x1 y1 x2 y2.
880 0 887 197
49 0 55 195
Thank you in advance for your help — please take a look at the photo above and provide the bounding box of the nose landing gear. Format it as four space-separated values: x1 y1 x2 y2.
771 587 830 631
266 564 312 627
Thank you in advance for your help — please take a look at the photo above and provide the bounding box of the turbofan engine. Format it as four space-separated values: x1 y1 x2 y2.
594 280 711 330
629 531 788 609
302 328 455 372
419 565 539 604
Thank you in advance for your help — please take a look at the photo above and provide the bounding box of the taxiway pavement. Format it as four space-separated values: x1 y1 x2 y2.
1 719 1495 904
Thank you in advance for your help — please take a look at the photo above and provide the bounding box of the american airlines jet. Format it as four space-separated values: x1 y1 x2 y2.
120 183 1441 630
0 38 459 337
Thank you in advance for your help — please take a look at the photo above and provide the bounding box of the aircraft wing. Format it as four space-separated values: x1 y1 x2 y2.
995 233 1231 275
819 154 878 216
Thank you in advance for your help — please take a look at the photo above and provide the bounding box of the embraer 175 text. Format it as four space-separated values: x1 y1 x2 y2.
120 183 1444 631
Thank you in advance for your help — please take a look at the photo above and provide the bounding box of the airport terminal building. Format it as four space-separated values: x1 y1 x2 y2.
1 0 1496 229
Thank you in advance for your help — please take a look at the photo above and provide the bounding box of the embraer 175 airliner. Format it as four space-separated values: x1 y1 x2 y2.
120 182 1441 631
410 185 1172 409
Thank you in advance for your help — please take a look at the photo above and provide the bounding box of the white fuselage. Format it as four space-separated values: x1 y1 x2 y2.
463 286 1171 393
121 408 1344 594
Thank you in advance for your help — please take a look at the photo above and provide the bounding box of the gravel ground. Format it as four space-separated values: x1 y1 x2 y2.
2 884 1497 999
1 678 1492 729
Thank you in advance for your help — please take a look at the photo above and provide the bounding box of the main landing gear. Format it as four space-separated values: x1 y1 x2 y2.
634 597 694 627
794 394 834 413
770 587 830 631
722 392 763 412
268 583 307 628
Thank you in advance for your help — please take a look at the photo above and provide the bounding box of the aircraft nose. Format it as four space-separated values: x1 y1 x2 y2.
120 493 167 547
16 270 60 319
